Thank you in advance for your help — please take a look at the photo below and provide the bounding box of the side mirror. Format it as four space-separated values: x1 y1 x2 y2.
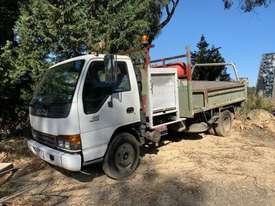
104 54 117 84
104 54 118 108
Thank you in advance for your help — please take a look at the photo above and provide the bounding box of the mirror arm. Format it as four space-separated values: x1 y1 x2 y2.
108 94 113 108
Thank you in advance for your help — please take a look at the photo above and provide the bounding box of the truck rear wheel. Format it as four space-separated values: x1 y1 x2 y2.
215 110 233 137
103 132 140 179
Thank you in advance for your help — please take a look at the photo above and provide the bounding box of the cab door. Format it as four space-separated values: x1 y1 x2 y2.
78 58 140 163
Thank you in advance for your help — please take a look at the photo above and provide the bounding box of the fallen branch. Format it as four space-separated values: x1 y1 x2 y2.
0 186 32 204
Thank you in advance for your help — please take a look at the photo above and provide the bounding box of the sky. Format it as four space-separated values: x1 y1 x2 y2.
151 0 275 86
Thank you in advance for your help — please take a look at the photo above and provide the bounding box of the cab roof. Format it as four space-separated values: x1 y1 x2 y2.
51 54 131 68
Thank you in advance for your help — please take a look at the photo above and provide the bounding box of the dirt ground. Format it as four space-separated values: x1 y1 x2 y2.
1 112 275 206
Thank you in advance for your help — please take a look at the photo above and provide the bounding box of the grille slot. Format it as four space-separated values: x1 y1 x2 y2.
32 130 57 148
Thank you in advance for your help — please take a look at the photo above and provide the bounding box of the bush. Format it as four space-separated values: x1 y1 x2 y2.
240 87 275 115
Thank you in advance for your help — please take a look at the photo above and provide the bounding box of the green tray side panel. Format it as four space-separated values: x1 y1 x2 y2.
178 79 193 118
192 93 205 111
178 80 247 117
207 89 246 108
192 87 246 113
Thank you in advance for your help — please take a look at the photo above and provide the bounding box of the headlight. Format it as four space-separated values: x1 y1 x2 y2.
57 134 81 151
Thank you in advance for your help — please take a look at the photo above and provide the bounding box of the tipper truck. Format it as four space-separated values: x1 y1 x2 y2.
27 41 247 179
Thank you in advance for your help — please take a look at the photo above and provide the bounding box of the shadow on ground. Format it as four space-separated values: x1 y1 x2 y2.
55 163 104 183
58 131 204 183
59 161 205 206
1 131 207 205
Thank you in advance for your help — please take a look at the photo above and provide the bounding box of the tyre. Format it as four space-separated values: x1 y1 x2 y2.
103 132 140 179
215 110 233 137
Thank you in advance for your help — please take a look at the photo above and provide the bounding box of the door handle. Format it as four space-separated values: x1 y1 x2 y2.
126 107 134 113
90 115 100 122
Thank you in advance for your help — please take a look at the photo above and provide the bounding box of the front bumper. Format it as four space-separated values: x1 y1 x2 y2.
27 139 82 171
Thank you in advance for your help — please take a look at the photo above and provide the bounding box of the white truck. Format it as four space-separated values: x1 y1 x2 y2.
28 49 247 179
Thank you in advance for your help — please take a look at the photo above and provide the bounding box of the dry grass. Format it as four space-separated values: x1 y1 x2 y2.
0 137 31 163
236 87 275 118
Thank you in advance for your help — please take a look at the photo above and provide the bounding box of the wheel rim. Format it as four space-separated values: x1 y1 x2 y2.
115 143 136 170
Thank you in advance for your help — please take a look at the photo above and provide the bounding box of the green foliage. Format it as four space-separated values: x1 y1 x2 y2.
11 0 166 85
191 35 229 81
0 0 173 129
0 0 22 47
14 0 164 61
241 87 275 114
223 0 273 11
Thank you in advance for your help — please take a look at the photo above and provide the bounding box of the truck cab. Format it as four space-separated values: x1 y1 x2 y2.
28 54 141 178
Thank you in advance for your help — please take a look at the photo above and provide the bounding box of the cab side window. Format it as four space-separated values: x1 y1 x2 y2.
82 61 130 114
115 62 130 92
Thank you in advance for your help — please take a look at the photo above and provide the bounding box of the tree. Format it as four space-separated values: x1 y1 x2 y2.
191 35 230 81
0 0 180 128
223 0 273 12
0 0 21 48
8 0 177 83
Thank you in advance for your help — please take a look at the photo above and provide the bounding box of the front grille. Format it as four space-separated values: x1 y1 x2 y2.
32 129 57 148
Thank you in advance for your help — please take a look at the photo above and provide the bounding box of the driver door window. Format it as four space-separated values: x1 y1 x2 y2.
82 60 130 114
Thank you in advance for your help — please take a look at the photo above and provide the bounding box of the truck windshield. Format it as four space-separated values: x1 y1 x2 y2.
30 60 85 118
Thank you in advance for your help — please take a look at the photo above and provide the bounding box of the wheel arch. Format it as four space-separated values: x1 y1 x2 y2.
219 101 244 118
110 122 144 147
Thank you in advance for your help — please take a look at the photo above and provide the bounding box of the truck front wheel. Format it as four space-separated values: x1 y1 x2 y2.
103 132 140 179
215 110 233 137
